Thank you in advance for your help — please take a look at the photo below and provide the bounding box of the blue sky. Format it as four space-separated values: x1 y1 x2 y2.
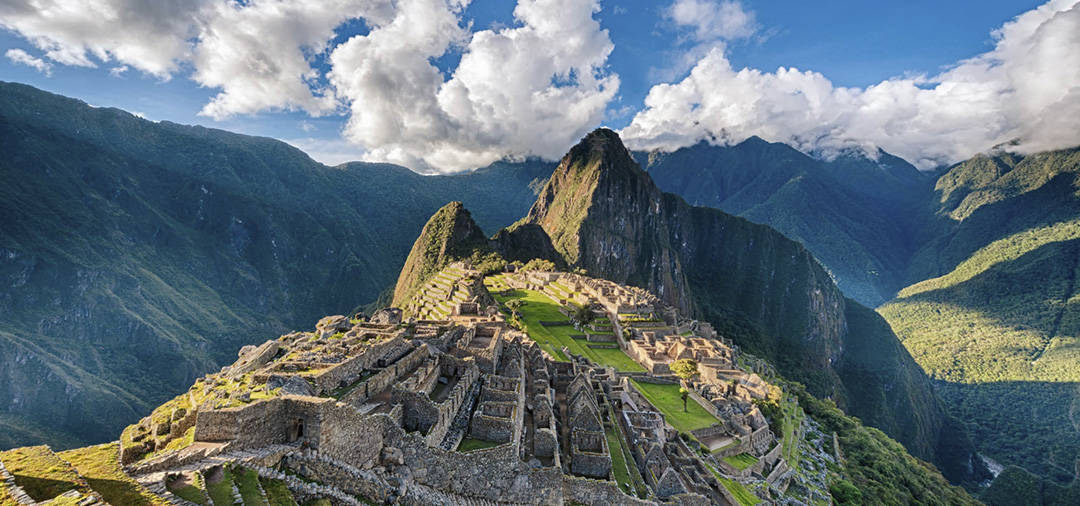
0 0 1071 171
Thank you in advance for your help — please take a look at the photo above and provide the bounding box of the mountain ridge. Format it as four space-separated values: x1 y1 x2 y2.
511 128 983 484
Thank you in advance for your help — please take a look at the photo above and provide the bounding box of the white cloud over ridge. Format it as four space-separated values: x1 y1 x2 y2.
2 0 1078 172
329 0 618 172
624 0 1080 169
0 0 615 172
5 48 51 75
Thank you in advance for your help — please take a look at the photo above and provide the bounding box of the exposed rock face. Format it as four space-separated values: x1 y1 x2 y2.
518 128 980 482
392 202 489 307
369 308 403 326
266 374 315 397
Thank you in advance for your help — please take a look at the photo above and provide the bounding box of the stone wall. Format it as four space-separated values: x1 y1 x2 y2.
307 336 405 394
281 451 393 503
561 475 656 506
383 425 566 505
470 405 516 443
193 396 336 450
317 408 397 471
570 428 611 479
340 344 431 405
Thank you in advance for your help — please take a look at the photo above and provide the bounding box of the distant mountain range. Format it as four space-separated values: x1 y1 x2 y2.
0 81 547 450
2 81 1078 502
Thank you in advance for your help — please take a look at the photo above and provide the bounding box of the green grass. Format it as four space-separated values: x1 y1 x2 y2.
457 438 502 452
780 396 805 467
487 285 644 372
703 460 760 506
0 445 86 501
58 443 169 506
603 426 636 495
723 453 758 471
259 477 298 506
628 379 719 433
168 473 208 506
605 406 648 498
232 467 268 506
204 467 235 506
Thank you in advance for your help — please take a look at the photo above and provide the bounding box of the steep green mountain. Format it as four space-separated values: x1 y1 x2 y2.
0 81 548 450
981 465 1080 506
880 147 1080 487
519 128 983 485
391 201 489 306
635 138 930 307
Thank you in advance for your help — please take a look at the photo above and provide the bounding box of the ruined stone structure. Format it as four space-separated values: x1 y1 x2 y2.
107 265 799 505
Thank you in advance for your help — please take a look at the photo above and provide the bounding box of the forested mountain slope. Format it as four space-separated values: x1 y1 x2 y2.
0 81 546 449
880 147 1080 490
635 138 930 307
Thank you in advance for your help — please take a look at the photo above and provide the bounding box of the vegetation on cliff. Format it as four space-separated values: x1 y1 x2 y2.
636 138 929 308
880 147 1080 485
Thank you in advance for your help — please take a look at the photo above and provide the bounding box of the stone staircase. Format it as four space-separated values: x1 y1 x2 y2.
247 465 364 506
131 444 297 506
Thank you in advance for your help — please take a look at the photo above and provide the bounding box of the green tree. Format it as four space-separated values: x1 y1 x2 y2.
574 305 595 325
670 359 698 412
521 258 556 271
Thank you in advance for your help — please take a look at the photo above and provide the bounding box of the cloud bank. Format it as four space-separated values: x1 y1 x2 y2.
0 0 614 172
2 0 1079 171
623 0 1080 168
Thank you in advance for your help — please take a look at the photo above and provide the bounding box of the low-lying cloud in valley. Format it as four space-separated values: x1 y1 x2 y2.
1 0 1078 171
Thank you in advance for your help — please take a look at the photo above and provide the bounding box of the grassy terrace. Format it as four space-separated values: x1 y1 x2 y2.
168 472 208 505
606 406 649 498
58 443 169 506
205 467 235 506
260 476 298 506
485 278 644 372
0 445 87 501
723 453 759 471
704 460 761 506
234 467 269 506
457 438 503 452
629 379 719 434
780 395 805 468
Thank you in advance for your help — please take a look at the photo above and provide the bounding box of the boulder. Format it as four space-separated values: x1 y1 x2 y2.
315 315 352 338
370 308 403 325
266 374 315 397
380 446 404 467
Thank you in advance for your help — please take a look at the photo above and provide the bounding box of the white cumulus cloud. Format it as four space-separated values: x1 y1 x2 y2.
330 0 618 172
623 0 1080 168
0 0 617 173
666 0 756 42
5 48 52 75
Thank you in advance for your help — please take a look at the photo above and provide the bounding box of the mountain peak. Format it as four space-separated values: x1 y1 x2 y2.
526 129 656 265
392 201 488 306
561 127 642 178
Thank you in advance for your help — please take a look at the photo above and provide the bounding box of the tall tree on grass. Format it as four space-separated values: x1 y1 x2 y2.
671 359 699 412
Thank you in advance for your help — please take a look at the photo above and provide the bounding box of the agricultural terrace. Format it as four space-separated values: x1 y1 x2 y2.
629 379 720 434
485 276 644 372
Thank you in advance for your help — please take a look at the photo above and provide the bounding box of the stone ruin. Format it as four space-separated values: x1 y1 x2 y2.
111 266 798 505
